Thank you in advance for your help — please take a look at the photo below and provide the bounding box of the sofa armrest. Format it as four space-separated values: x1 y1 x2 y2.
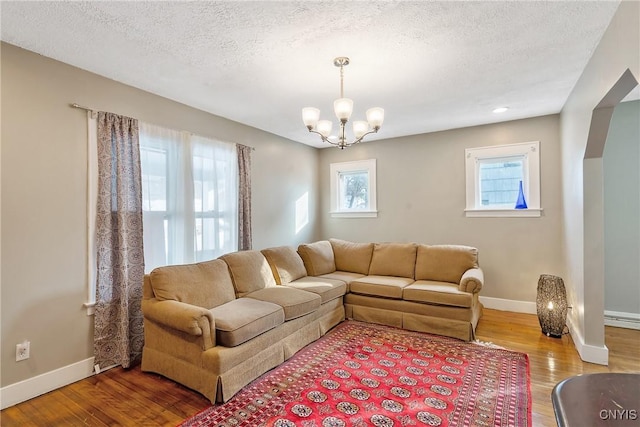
142 299 216 349
459 268 484 293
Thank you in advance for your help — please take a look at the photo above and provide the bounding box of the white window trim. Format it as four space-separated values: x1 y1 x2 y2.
330 159 378 218
465 141 542 218
464 208 543 218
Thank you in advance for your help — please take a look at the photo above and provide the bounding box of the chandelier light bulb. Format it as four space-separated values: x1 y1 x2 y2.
366 107 385 129
316 120 333 137
301 57 383 149
353 121 369 139
334 98 354 121
302 107 320 128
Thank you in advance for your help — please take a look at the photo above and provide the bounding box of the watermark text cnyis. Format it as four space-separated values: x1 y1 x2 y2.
599 409 638 421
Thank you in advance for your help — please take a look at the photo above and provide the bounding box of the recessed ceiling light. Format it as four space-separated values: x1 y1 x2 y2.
493 107 509 113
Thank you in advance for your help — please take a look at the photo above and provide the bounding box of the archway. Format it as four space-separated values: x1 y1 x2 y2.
582 69 638 364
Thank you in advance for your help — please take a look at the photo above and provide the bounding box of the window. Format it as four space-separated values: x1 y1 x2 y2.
140 123 238 272
479 157 524 207
465 141 541 217
330 159 377 217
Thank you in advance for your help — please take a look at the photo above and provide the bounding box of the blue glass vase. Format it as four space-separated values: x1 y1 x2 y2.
515 180 528 209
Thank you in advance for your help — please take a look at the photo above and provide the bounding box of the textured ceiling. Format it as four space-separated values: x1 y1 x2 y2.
0 1 625 148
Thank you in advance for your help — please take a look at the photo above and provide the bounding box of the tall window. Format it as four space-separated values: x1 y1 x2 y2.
330 159 377 218
465 141 541 217
140 123 238 272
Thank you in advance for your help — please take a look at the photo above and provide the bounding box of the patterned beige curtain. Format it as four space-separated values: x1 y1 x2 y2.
237 144 252 250
94 112 145 369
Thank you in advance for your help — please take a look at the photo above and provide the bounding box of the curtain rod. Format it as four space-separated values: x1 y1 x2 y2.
71 103 97 118
71 102 255 151
71 103 94 112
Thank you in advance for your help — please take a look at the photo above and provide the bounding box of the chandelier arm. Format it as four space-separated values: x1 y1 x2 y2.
351 127 380 145
306 125 380 148
306 128 341 146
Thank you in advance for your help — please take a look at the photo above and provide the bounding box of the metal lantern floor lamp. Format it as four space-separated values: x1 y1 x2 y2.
536 274 568 338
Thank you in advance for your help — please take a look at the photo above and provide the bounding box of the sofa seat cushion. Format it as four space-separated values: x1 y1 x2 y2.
403 280 473 308
319 271 365 290
285 276 347 304
211 298 284 347
349 275 415 299
245 287 321 320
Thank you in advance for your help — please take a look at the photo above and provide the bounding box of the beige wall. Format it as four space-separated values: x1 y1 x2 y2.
0 42 320 387
560 0 639 363
319 114 565 303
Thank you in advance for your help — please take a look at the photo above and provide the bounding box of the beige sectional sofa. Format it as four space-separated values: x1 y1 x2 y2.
299 239 484 342
141 239 483 404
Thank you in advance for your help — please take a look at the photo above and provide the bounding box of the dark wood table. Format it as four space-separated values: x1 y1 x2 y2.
552 373 640 426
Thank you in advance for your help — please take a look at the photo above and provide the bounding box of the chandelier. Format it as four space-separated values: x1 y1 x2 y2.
302 57 384 149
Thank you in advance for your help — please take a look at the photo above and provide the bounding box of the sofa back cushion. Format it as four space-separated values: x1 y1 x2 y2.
220 250 277 297
415 245 479 283
297 240 336 276
368 242 418 278
261 246 307 285
149 259 236 309
330 238 374 275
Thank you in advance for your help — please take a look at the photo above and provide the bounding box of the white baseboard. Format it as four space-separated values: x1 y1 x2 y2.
0 357 95 410
566 315 609 365
479 296 537 314
480 296 611 365
604 310 640 330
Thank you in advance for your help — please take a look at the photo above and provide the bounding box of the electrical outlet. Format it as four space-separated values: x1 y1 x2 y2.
16 341 30 361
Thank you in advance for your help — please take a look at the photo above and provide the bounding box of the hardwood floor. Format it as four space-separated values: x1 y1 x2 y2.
475 310 639 426
2 309 639 426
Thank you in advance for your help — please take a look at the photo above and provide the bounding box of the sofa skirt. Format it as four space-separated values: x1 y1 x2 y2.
345 294 482 341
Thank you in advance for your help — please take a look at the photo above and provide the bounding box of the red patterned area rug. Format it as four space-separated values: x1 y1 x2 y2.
180 321 530 427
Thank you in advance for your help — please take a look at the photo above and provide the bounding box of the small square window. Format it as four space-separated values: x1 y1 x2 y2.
330 159 377 218
479 157 524 208
338 170 369 210
465 142 541 217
